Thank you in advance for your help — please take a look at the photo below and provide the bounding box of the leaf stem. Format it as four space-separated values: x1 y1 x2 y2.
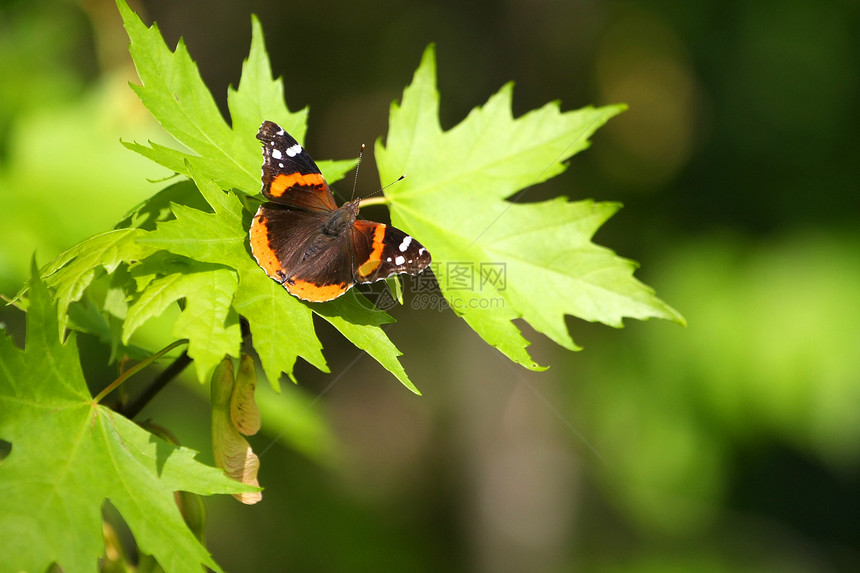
358 196 389 208
93 339 188 404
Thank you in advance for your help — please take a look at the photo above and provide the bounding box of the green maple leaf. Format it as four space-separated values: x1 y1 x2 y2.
38 228 158 337
117 0 296 193
376 46 685 368
0 264 256 573
116 0 353 193
23 218 239 385
123 258 241 383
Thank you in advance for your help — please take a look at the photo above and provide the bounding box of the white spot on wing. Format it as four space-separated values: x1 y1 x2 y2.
398 235 412 252
271 148 283 160
277 128 285 135
395 255 406 266
278 162 284 168
286 143 303 157
418 247 426 256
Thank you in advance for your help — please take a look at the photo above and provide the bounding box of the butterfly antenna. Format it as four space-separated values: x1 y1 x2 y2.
381 175 406 192
359 175 406 207
350 143 366 200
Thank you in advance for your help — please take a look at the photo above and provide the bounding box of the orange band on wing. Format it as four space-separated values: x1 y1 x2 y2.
249 213 283 278
287 279 351 302
269 172 327 197
357 224 387 278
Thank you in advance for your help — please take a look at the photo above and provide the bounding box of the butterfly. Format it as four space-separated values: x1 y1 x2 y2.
249 121 431 302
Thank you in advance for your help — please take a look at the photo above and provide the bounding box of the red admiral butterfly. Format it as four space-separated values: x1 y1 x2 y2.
249 121 432 302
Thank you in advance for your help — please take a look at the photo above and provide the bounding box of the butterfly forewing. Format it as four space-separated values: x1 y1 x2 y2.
257 121 337 211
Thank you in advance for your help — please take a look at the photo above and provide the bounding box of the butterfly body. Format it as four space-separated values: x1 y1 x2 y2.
249 121 431 302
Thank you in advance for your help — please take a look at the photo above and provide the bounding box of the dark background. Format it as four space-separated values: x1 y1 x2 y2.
1 0 859 571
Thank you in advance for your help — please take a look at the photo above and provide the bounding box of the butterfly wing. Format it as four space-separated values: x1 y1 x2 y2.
283 240 355 302
351 219 432 283
250 204 322 282
257 121 337 212
250 203 356 302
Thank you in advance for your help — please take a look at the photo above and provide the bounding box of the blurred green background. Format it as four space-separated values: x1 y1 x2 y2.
2 0 859 571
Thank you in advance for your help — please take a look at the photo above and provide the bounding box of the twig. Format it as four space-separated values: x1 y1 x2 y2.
119 349 192 419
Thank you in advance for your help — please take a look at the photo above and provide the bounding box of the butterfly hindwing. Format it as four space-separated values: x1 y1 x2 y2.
249 204 324 282
352 220 432 283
